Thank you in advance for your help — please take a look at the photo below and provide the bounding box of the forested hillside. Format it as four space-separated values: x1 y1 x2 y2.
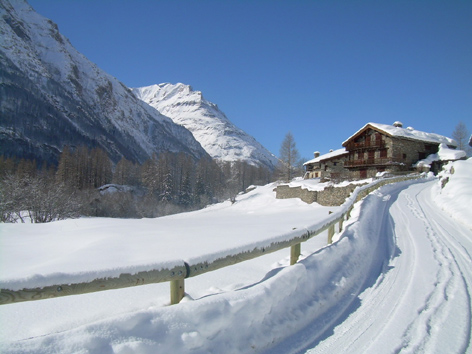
0 147 274 221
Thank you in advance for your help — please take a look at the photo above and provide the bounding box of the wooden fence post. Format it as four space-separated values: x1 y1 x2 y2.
290 243 301 265
347 206 353 220
328 224 335 244
170 279 185 305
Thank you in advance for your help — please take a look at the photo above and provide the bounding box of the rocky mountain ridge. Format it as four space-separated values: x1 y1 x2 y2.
0 0 207 164
1 0 277 170
134 83 278 169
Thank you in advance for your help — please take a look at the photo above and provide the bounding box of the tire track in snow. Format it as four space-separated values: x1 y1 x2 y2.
302 180 471 354
393 190 465 353
304 182 424 354
400 185 472 354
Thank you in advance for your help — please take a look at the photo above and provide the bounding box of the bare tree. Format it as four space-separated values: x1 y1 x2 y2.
0 172 81 223
452 121 472 156
277 132 302 182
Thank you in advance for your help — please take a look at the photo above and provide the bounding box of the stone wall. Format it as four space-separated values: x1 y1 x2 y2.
276 174 421 206
275 185 318 204
275 182 367 206
317 183 366 206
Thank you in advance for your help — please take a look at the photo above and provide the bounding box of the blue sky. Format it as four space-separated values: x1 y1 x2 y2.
28 0 472 161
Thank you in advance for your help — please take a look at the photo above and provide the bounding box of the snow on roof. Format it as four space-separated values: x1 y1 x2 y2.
342 122 457 147
304 148 348 165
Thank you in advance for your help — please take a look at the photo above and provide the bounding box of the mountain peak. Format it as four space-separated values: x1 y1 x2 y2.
134 83 277 169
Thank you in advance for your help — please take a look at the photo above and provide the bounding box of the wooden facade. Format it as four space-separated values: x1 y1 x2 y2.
342 125 441 179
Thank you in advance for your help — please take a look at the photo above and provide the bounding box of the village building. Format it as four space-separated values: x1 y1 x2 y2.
303 148 348 182
304 122 459 181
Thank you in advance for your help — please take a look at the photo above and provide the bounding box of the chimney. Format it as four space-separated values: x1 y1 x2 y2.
393 121 403 128
314 151 320 158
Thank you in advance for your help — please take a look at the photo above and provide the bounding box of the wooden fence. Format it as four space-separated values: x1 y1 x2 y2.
0 174 423 306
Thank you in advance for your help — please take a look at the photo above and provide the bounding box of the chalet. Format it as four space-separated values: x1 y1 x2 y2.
304 122 458 181
303 148 348 182
342 122 457 179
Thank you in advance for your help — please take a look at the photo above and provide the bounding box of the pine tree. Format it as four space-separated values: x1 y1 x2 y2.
179 172 192 207
160 168 174 202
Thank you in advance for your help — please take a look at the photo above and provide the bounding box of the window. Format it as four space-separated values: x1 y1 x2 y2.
403 153 407 159
380 149 387 158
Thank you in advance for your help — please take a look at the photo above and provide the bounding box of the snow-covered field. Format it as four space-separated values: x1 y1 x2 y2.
1 159 471 353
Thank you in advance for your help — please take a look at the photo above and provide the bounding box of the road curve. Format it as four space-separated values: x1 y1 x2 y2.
304 181 472 354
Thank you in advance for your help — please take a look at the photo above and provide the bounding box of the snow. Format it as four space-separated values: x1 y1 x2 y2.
0 183 337 291
303 148 348 165
0 0 207 162
302 179 472 354
1 160 471 353
434 158 472 229
133 83 278 169
284 176 371 192
343 122 458 147
415 143 467 168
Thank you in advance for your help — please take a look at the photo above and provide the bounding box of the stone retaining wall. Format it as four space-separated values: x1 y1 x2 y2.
276 174 421 206
275 183 367 206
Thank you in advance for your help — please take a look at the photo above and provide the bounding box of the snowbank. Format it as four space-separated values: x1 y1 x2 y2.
0 183 338 291
433 157 472 229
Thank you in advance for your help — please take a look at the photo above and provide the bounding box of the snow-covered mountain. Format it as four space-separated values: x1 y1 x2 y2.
133 83 278 169
0 0 208 164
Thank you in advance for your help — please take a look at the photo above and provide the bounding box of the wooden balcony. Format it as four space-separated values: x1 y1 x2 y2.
346 140 386 150
344 157 403 167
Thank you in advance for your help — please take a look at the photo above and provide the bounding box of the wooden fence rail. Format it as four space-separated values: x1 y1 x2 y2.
0 174 423 306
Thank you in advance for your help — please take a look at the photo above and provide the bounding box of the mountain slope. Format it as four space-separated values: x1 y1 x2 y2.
134 83 278 169
0 0 208 164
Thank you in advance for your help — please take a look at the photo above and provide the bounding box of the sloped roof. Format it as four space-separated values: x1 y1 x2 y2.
342 123 457 147
304 148 348 165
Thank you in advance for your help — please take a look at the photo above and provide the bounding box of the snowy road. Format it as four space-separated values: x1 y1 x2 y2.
299 181 472 354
